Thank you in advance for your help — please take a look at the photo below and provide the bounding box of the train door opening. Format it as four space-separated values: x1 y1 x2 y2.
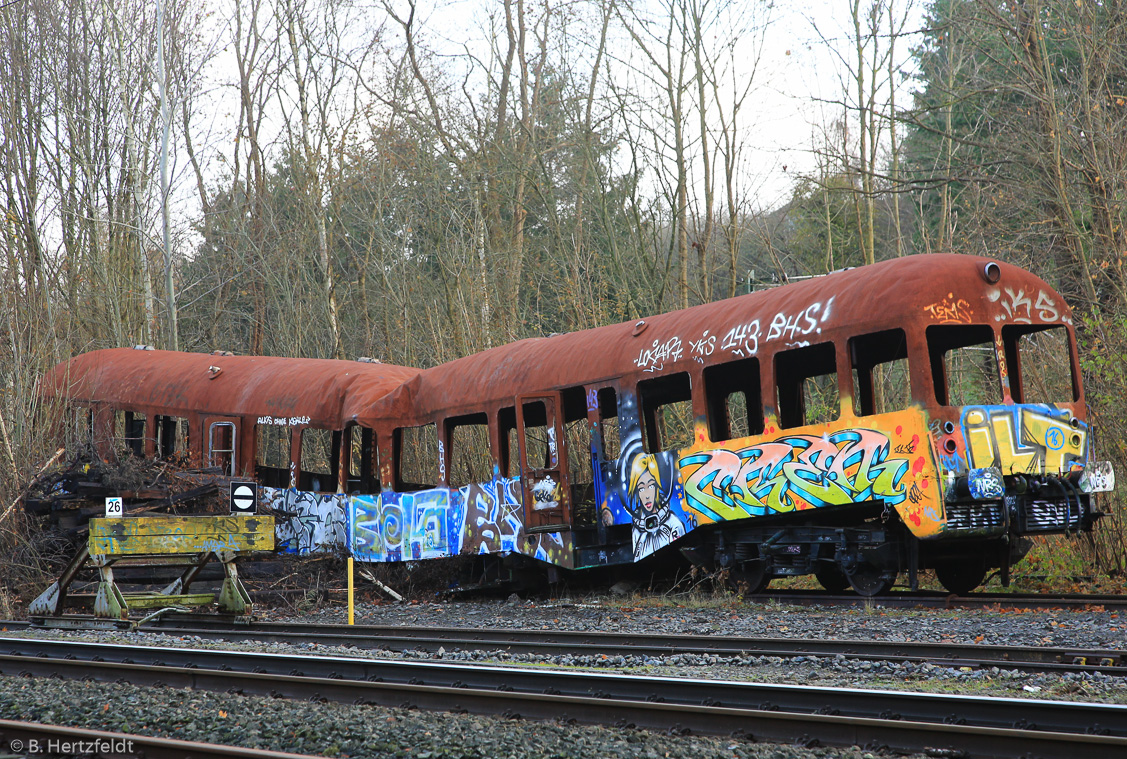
205 416 239 476
516 394 571 531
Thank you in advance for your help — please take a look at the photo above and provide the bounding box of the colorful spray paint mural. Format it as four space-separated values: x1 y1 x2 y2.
626 454 687 560
594 391 695 560
960 405 1086 475
680 429 909 517
262 486 348 555
676 414 944 538
348 477 572 567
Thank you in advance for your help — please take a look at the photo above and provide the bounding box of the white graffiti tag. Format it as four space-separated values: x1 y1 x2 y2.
689 331 716 363
720 319 761 357
766 297 835 343
634 336 684 372
989 287 1069 324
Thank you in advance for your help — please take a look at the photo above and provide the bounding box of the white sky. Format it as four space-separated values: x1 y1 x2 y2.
173 0 926 253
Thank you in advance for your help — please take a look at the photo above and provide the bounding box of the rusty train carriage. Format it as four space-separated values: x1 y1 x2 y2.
39 255 1115 595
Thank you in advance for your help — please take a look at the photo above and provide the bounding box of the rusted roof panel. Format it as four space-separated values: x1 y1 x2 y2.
360 254 1071 423
43 349 419 429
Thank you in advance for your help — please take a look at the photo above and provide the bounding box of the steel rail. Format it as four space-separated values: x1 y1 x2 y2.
0 719 326 758
0 639 1124 759
745 589 1127 610
122 616 1127 676
1 637 1125 736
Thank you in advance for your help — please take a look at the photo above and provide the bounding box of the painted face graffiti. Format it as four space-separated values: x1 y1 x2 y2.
627 454 685 560
635 468 658 513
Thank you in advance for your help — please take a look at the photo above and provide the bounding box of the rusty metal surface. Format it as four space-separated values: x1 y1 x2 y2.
356 254 1079 425
42 349 418 429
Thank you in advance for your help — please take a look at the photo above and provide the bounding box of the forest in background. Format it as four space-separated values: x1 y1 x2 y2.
3 0 1127 591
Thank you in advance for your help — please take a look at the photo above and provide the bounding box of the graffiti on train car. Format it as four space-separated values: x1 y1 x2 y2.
350 490 457 562
678 428 912 520
595 391 695 560
348 478 573 566
594 401 946 549
262 487 348 555
634 296 839 373
923 294 974 324
961 405 1086 474
463 477 523 554
988 287 1070 324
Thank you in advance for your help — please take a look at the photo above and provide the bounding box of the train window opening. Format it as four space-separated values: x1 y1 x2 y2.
638 372 694 453
395 423 437 491
155 415 187 459
597 387 621 462
522 401 554 470
447 413 492 488
561 387 593 486
1002 325 1078 403
499 406 518 478
776 342 839 429
123 411 146 456
348 426 379 494
300 427 337 492
67 407 94 451
208 422 236 476
850 329 911 416
704 356 763 442
928 325 1000 406
256 424 292 488
562 386 595 525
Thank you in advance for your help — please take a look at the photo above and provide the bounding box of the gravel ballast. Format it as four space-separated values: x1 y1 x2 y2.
0 675 922 759
3 598 1125 757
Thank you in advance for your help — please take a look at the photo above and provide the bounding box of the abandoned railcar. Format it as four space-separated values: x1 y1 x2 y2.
39 254 1115 596
343 254 1113 595
39 349 419 555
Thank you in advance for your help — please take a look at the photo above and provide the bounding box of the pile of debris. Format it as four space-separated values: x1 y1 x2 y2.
22 452 233 540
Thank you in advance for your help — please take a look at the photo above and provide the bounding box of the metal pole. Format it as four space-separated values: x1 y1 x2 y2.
347 557 354 625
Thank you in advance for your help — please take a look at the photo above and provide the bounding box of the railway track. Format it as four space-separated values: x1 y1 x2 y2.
18 614 1124 677
0 636 1124 758
0 719 324 758
746 588 1127 610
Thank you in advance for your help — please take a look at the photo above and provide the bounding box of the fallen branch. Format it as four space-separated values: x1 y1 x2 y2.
0 447 66 526
358 568 404 602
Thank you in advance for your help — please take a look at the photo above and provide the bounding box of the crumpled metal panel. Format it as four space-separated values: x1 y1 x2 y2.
42 349 419 429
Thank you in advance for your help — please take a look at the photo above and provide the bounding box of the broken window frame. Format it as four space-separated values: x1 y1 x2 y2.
394 422 438 491
775 342 840 429
637 372 695 454
850 328 911 417
1001 324 1079 404
927 324 1001 407
446 412 493 488
703 356 763 442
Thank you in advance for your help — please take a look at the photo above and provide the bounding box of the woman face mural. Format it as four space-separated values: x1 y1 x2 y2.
635 467 659 514
627 454 685 559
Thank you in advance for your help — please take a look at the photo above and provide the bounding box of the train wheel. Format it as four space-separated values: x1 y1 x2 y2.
845 563 896 596
935 562 986 595
728 560 771 594
815 564 850 593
